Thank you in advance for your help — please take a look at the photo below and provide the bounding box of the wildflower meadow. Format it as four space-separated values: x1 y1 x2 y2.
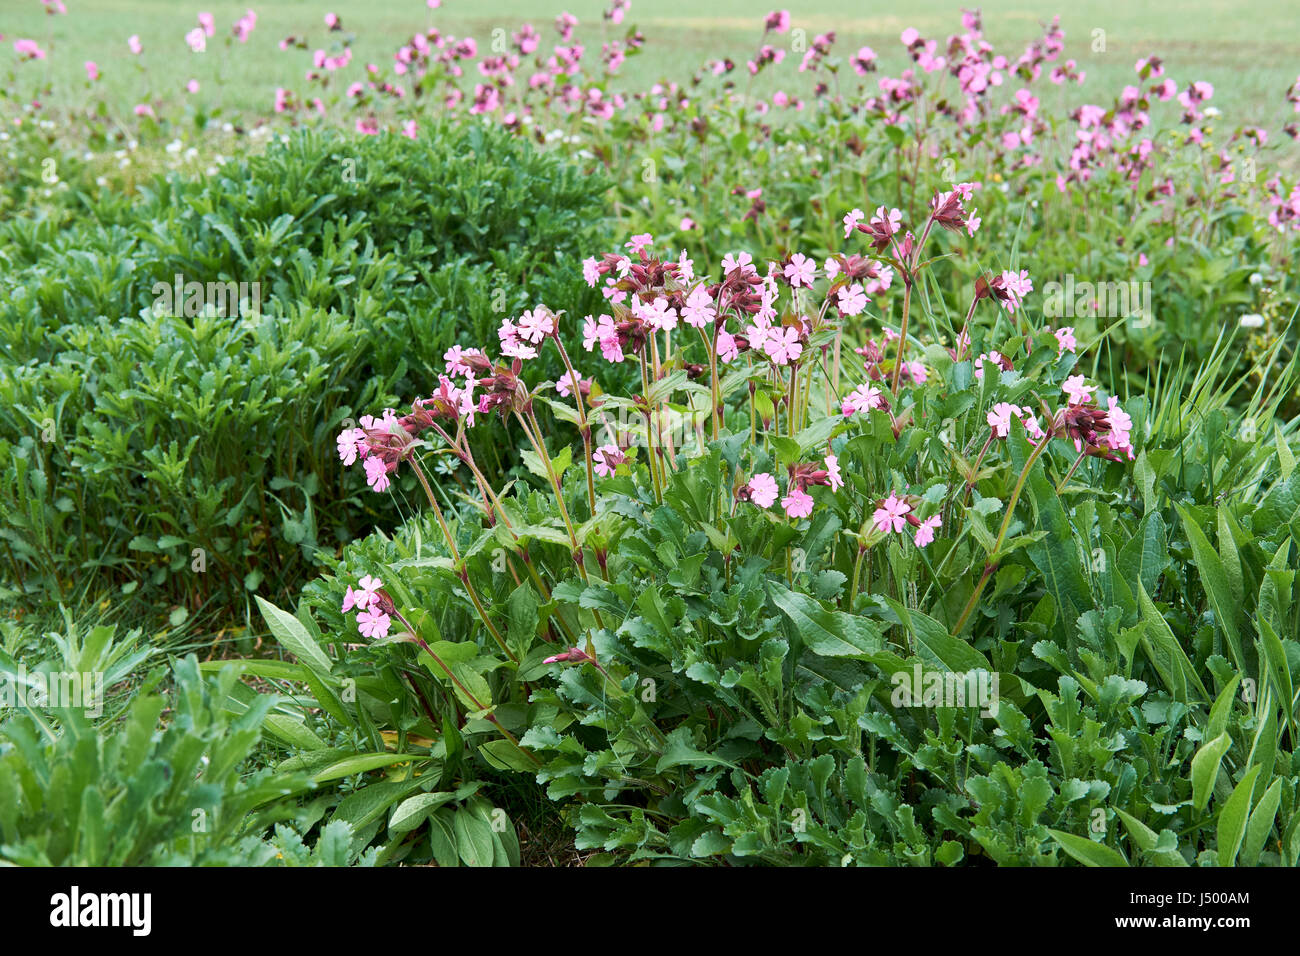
0 0 1298 906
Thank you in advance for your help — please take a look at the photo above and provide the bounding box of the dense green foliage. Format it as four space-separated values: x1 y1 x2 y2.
1 3 1298 870
0 123 610 615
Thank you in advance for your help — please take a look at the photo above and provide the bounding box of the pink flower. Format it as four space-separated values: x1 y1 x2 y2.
186 79 200 94
356 575 383 608
866 207 903 250
765 326 803 365
340 586 362 613
593 444 626 478
443 345 480 375
1054 327 1077 354
825 456 843 491
679 216 696 231
747 473 779 508
401 119 418 139
902 361 928 384
185 28 207 53
837 284 868 316
128 35 142 55
637 296 678 332
325 13 339 28
873 494 912 533
555 371 589 398
997 269 1033 313
745 315 772 352
336 427 366 466
782 488 815 518
1107 396 1134 459
598 333 625 364
987 402 1019 439
682 286 716 328
721 251 756 278
363 456 392 492
356 608 391 639
198 12 215 37
842 208 865 238
517 307 554 344
973 351 1008 381
13 39 47 61
765 10 791 33
842 384 884 417
914 515 942 548
677 251 695 283
582 257 601 287
784 253 816 288
499 319 538 360
85 61 100 81
625 233 654 255
1022 409 1046 441
234 10 257 42
582 314 615 351
717 330 739 363
1063 374 1096 406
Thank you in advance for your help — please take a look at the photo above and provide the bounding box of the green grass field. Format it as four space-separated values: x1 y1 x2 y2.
5 1 1298 137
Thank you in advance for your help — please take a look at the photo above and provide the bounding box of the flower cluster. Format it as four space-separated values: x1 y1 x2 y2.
872 494 943 548
738 456 844 519
341 575 393 638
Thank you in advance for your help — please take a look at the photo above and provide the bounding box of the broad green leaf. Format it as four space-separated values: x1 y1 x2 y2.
264 715 329 752
656 726 738 773
882 596 991 673
255 596 334 677
389 791 458 835
453 808 495 867
1241 779 1283 866
769 584 883 659
1216 765 1262 866
1175 503 1243 671
1048 829 1128 867
313 752 420 783
1191 733 1232 812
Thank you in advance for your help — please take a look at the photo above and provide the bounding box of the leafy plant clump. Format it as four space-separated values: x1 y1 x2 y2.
0 122 613 619
240 180 1300 865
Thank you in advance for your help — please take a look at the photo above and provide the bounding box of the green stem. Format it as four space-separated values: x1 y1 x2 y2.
952 433 1051 634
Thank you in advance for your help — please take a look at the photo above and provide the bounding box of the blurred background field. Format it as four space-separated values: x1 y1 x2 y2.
4 0 1298 138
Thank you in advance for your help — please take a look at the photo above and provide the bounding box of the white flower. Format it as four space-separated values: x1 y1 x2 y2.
1239 313 1265 328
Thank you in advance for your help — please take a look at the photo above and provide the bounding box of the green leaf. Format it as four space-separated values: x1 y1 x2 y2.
1190 733 1232 812
656 726 738 773
1136 579 1209 702
313 752 420 784
1241 779 1283 866
478 738 539 773
882 596 991 673
1048 829 1128 867
255 596 334 678
769 584 882 658
389 791 458 835
453 807 495 867
428 810 459 867
1175 503 1244 671
264 714 330 752
1216 765 1262 867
